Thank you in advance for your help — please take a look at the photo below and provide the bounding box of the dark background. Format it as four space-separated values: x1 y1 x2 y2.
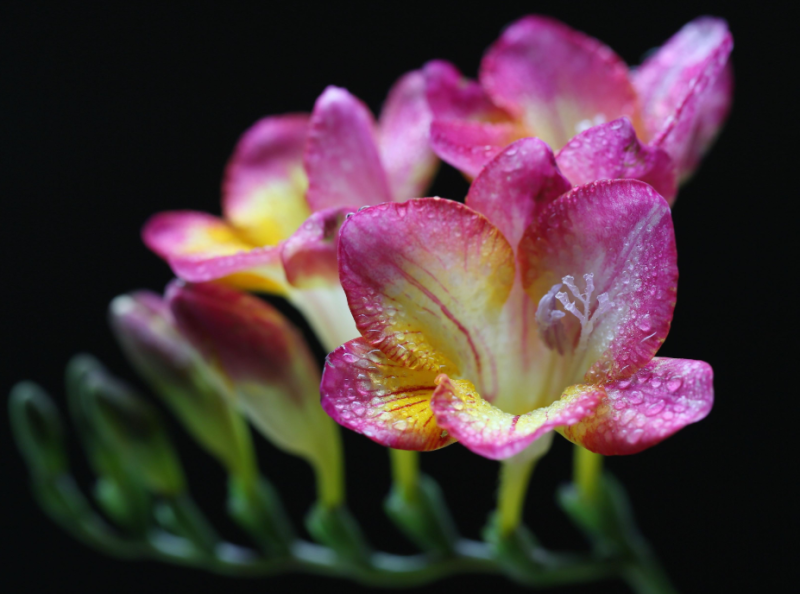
1 1 796 592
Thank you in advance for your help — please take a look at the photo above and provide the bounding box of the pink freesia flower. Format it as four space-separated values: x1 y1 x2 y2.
425 16 733 204
143 71 437 351
321 140 713 459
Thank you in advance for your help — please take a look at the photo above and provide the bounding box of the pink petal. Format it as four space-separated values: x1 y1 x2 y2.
109 291 196 386
430 375 601 460
320 338 453 451
521 180 677 383
632 17 733 180
221 114 311 246
561 358 714 455
378 69 439 201
167 281 337 462
338 198 515 392
280 206 353 289
556 118 677 204
423 60 512 122
466 138 571 250
480 15 639 150
167 281 317 393
304 86 392 212
429 119 523 179
142 211 287 292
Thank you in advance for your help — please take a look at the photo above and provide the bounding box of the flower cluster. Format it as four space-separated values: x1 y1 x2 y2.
11 14 733 591
143 15 728 462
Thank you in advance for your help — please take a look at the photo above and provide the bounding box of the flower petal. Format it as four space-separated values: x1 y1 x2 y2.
555 118 677 204
289 286 359 354
304 86 393 212
423 60 512 122
338 198 515 392
378 69 439 201
632 17 733 180
561 358 714 455
167 282 333 460
466 138 571 250
430 375 602 460
521 180 677 383
167 282 317 390
480 15 640 150
142 211 288 292
321 338 453 451
221 114 312 246
110 291 195 386
280 206 353 289
429 119 523 179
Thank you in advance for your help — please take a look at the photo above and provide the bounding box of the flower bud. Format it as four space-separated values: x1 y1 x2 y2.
79 367 185 496
9 382 68 481
167 281 343 506
109 291 250 476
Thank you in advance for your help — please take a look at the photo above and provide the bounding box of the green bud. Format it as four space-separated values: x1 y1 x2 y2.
227 476 293 555
70 358 185 496
9 382 68 482
306 504 371 569
110 292 251 477
384 474 457 556
482 513 541 583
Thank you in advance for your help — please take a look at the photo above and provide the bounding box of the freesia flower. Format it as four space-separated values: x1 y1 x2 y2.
425 16 733 204
166 281 343 504
143 71 437 352
321 140 713 459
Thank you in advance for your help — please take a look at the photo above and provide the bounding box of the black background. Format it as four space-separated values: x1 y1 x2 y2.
1 1 796 593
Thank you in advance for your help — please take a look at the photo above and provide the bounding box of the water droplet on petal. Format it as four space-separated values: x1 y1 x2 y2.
667 378 683 392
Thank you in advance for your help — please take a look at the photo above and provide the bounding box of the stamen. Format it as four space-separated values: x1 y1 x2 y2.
536 284 567 354
537 273 613 354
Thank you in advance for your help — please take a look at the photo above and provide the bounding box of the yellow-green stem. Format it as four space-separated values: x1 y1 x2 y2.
312 419 346 509
226 408 259 493
497 456 538 536
573 445 603 504
389 448 419 503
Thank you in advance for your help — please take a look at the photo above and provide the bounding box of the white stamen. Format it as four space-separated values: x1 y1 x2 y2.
537 273 613 353
536 284 567 354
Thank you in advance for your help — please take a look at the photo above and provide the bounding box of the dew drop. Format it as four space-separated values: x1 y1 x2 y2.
645 401 665 416
666 378 683 392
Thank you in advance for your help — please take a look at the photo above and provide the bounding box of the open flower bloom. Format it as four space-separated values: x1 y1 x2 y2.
166 281 342 492
143 71 437 352
321 140 713 459
425 15 733 203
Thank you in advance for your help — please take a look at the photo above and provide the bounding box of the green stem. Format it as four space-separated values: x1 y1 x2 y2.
496 456 537 537
35 471 621 588
573 445 603 505
312 418 345 509
389 449 419 503
225 408 259 492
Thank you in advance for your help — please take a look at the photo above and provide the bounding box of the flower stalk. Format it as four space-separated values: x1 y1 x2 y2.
390 449 420 504
574 445 603 506
496 457 536 537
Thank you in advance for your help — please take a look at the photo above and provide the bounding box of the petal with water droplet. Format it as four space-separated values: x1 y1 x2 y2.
143 211 287 293
431 376 602 460
480 16 640 150
561 357 713 455
520 180 677 382
339 199 515 390
321 338 453 450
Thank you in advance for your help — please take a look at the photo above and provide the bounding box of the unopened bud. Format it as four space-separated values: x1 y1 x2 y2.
9 382 68 481
110 291 248 475
79 367 185 496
